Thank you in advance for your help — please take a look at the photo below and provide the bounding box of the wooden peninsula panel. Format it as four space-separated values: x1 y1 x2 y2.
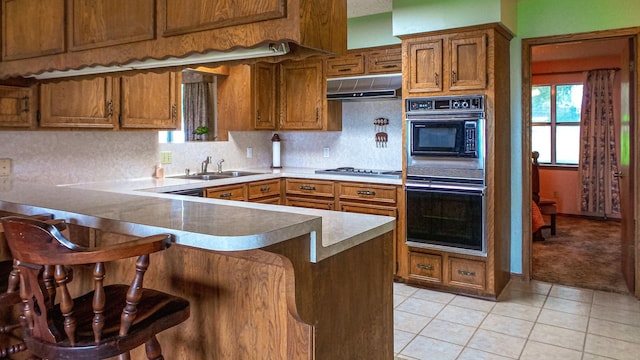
92 231 393 359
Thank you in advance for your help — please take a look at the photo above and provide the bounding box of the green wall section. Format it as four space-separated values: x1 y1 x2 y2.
348 12 401 49
518 0 640 38
392 0 502 35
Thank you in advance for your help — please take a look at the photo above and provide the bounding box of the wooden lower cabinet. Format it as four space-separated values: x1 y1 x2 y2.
205 183 246 201
407 248 493 298
247 179 281 204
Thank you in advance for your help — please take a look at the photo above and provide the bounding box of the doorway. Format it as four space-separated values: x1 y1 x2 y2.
521 28 639 297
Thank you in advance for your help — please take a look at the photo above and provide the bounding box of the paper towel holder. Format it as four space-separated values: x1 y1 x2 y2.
271 133 282 169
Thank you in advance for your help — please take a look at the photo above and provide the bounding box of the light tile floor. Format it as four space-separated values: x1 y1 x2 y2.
394 280 640 360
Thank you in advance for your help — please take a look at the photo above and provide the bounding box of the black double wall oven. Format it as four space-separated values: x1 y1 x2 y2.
405 95 486 254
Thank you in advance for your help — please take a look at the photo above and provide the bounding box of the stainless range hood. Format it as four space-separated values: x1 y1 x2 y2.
327 73 402 100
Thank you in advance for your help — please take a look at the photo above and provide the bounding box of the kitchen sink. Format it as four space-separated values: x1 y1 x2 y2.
169 171 261 180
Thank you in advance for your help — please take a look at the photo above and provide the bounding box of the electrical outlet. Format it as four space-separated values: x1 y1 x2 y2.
0 158 11 176
323 147 330 158
247 147 253 158
160 151 172 165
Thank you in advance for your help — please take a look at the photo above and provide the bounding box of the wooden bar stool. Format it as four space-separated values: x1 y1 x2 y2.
0 216 190 360
532 151 558 236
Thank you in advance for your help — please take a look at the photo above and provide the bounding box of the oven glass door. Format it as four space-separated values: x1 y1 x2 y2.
406 185 484 252
411 121 464 157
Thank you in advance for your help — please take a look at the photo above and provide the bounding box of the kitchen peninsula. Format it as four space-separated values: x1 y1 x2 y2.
0 176 395 359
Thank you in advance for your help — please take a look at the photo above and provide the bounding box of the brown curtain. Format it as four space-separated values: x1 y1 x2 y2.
578 69 620 216
183 82 210 141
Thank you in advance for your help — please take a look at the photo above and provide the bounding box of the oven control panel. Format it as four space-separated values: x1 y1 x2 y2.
407 95 484 113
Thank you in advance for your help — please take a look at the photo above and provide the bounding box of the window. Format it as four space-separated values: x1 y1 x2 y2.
531 83 583 165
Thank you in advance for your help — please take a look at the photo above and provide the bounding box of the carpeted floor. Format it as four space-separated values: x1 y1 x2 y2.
532 214 630 294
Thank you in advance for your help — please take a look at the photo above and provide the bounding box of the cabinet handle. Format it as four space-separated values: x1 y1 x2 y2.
457 270 476 277
417 263 434 271
316 108 319 121
435 73 439 86
219 192 233 198
256 109 261 122
338 68 353 72
260 186 270 192
21 96 29 113
172 104 177 120
299 185 316 191
356 190 376 196
382 64 398 69
451 71 457 85
107 100 114 118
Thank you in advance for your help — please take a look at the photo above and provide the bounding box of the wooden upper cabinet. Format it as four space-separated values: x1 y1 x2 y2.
326 54 365 77
448 34 487 91
403 30 489 94
404 38 443 93
39 77 117 128
2 0 65 61
252 63 278 130
0 86 34 128
120 72 180 129
366 46 402 74
68 0 155 51
160 0 286 37
279 60 324 130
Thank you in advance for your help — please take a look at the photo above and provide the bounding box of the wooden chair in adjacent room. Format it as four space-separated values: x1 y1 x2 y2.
532 151 558 236
0 216 190 360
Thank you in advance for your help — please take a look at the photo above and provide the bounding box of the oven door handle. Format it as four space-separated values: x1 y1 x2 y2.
406 183 486 196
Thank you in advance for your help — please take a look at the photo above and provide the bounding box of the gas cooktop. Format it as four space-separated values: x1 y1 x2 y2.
315 167 402 179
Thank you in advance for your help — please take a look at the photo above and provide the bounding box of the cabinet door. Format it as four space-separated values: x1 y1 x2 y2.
39 77 116 128
366 46 402 74
248 179 281 201
0 86 33 128
279 60 324 130
120 72 180 129
339 182 397 205
326 54 365 77
448 257 486 290
286 197 334 211
404 38 443 93
408 252 442 284
253 63 277 130
2 0 65 60
449 34 487 91
68 0 155 51
285 179 334 198
160 0 286 36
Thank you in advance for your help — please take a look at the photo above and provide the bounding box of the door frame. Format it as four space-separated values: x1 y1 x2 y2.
521 27 640 297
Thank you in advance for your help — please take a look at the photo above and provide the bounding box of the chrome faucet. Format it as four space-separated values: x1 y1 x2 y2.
217 159 225 173
201 156 212 173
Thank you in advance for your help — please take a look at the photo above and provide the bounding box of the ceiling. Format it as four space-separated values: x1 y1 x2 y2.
347 0 392 18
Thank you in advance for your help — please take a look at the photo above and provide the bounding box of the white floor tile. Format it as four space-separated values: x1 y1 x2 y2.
400 335 463 360
498 288 548 308
491 301 541 322
519 340 582 360
588 318 640 344
420 318 476 346
584 333 640 360
549 284 594 303
411 288 456 304
436 304 487 327
593 291 640 313
450 295 496 312
395 297 446 318
590 304 640 327
457 347 516 360
543 296 591 316
528 323 586 351
394 329 415 354
480 313 535 338
467 329 527 359
536 308 589 332
394 309 432 334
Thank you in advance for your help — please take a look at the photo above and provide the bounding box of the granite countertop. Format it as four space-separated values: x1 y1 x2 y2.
0 167 397 262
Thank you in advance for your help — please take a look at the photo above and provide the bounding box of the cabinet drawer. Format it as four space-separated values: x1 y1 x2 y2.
339 182 397 204
248 179 280 200
326 54 365 77
205 184 246 201
408 252 442 283
367 47 402 74
286 197 333 211
448 258 485 289
340 203 396 217
285 179 334 198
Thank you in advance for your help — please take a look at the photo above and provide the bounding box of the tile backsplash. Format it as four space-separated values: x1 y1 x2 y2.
0 99 402 185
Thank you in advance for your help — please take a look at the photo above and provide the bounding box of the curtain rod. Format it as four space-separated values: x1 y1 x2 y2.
533 67 621 76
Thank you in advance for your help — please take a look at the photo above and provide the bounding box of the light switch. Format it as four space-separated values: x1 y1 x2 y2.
0 158 11 176
247 147 253 158
160 151 172 165
323 147 330 158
